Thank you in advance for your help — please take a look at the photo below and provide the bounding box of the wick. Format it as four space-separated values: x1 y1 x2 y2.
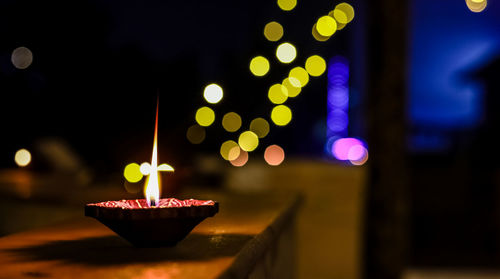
150 199 157 207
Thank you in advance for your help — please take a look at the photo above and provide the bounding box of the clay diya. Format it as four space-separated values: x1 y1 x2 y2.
85 198 218 247
85 98 218 247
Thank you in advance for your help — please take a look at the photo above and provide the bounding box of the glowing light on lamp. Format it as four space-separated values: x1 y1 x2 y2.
222 112 242 132
466 0 487 12
203 84 223 104
268 84 289 104
305 55 327 77
264 21 284 42
220 140 240 160
250 56 270 77
316 16 337 37
271 105 292 126
14 148 31 167
289 67 309 88
124 163 143 183
11 47 33 69
195 107 215 127
276 42 297 64
277 0 297 11
230 148 249 167
250 118 270 138
282 77 301 97
264 145 285 166
238 131 259 152
186 124 206 144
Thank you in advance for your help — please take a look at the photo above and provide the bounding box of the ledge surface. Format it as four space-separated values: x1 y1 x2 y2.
0 190 301 279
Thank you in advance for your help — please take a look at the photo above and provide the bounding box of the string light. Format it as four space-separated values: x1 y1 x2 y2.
250 56 270 77
238 131 259 152
203 84 224 104
271 105 292 126
250 118 270 138
222 112 242 132
268 84 289 104
276 42 297 63
14 149 31 167
195 107 215 127
264 21 284 42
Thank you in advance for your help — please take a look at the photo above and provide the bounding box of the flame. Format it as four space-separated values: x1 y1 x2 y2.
145 100 160 207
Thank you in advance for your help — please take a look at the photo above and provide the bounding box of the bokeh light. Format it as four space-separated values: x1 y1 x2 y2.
250 118 270 138
350 148 369 166
140 162 151 175
312 23 330 42
335 3 355 23
158 163 175 171
195 107 215 127
271 105 292 126
332 9 348 24
289 67 309 88
230 148 249 167
305 55 327 77
228 146 241 161
276 42 297 64
14 149 31 167
250 56 270 77
238 131 259 152
332 138 365 161
124 163 143 183
264 145 285 166
186 124 206 144
222 112 242 132
203 83 223 104
11 47 33 70
268 84 289 104
316 16 337 37
264 21 284 42
220 140 240 160
277 0 297 11
466 0 487 12
282 77 302 97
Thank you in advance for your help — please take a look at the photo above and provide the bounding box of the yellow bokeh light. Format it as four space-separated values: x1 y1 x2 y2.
222 112 242 132
230 148 248 167
282 77 302 97
277 0 297 11
264 21 284 42
124 163 143 183
312 23 330 42
203 83 223 104
335 3 355 23
249 56 270 77
220 140 240 160
14 148 31 167
238 131 259 152
332 9 348 24
250 118 270 138
316 16 337 37
268 84 288 104
186 124 206 144
289 67 309 88
305 55 326 77
195 107 215 127
140 162 151 175
466 0 487 12
158 163 175 171
276 42 297 64
271 105 292 126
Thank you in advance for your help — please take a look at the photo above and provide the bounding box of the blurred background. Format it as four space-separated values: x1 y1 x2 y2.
1 0 500 278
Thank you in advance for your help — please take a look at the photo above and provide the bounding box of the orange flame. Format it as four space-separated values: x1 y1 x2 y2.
145 99 160 207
